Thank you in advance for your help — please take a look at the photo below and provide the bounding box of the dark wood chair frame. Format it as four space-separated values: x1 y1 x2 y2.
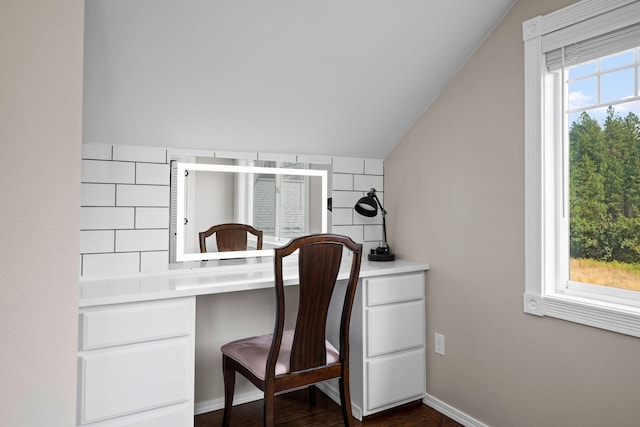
221 233 363 427
199 223 263 253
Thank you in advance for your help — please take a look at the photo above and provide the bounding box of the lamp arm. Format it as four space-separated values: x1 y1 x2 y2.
371 192 389 247
371 193 387 216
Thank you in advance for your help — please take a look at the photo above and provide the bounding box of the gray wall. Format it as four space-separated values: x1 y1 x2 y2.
386 0 640 426
0 1 83 425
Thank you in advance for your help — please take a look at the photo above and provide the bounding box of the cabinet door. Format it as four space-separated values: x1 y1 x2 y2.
78 339 192 424
367 300 424 357
366 349 425 411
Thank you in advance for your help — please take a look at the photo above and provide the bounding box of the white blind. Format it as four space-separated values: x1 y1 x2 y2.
169 160 178 263
546 22 640 70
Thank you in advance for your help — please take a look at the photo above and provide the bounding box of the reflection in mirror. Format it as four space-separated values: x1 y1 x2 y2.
173 161 328 262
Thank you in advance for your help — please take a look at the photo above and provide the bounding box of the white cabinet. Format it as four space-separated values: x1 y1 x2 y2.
323 270 426 419
77 297 196 426
77 259 428 425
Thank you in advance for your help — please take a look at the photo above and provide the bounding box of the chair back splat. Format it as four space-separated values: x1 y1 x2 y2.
291 242 343 371
220 233 362 427
199 223 263 253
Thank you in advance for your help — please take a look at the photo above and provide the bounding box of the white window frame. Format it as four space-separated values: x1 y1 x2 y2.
524 0 640 337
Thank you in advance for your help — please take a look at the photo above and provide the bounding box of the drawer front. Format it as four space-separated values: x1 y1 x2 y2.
80 298 193 350
367 349 425 411
78 339 191 424
367 300 424 357
366 272 424 306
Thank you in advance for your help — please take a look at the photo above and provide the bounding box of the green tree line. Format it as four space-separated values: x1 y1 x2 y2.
570 106 640 263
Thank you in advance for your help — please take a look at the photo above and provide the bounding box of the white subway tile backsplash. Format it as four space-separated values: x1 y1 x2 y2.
113 145 167 163
141 251 169 273
116 184 169 207
258 152 297 162
353 212 382 225
331 225 364 243
297 154 332 165
332 173 354 191
82 143 112 160
82 160 135 184
80 230 114 253
136 163 170 185
116 229 169 252
82 252 140 277
333 157 364 174
215 151 258 161
79 142 385 277
81 183 116 206
331 208 354 226
331 191 362 209
136 208 170 229
354 174 383 192
81 207 135 230
365 159 384 175
363 224 384 242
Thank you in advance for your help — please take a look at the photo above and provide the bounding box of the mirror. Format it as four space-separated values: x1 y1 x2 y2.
172 160 328 262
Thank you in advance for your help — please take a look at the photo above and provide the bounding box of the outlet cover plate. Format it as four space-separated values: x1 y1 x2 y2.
435 332 445 355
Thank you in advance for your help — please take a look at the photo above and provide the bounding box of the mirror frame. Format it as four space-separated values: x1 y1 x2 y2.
175 162 328 261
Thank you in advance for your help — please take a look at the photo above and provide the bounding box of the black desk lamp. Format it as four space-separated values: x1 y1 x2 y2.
354 188 395 261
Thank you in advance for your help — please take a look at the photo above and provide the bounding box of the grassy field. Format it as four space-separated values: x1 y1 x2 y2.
570 258 640 291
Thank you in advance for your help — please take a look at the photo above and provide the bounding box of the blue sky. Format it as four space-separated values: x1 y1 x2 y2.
567 47 640 125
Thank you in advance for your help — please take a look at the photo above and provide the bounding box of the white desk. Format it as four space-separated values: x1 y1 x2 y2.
77 258 429 426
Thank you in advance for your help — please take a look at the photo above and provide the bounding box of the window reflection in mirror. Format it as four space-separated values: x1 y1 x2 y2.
171 159 329 262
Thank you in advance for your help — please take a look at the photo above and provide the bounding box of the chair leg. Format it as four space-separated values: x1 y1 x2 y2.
338 376 354 427
222 356 236 427
263 390 275 427
308 384 317 406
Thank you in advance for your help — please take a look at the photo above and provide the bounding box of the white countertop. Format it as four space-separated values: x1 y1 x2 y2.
79 258 429 307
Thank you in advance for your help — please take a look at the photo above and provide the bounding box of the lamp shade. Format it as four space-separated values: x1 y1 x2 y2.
354 195 378 217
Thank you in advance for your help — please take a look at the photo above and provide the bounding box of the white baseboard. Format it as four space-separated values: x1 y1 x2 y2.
422 393 489 427
315 382 363 420
194 390 264 416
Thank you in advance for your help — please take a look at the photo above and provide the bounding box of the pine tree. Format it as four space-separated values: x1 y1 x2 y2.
570 108 640 263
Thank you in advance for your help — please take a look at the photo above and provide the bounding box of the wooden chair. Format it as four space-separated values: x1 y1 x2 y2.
199 223 263 253
220 233 363 427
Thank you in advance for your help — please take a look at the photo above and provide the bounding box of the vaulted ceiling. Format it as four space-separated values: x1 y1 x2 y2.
83 0 517 159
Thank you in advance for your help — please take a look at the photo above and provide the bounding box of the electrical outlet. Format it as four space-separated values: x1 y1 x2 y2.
435 333 445 356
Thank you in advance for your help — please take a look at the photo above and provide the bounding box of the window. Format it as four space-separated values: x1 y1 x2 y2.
524 0 640 337
252 161 309 239
565 52 640 296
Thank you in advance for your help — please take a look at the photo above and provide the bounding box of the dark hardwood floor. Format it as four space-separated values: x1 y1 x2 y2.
195 389 463 426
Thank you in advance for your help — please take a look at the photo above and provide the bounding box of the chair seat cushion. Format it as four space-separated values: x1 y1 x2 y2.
221 330 339 380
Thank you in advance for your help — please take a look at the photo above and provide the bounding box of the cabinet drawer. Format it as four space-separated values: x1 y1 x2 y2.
366 272 424 306
367 349 425 411
78 339 191 424
79 298 193 350
367 300 424 357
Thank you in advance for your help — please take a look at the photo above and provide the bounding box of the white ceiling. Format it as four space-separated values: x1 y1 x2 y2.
83 0 517 159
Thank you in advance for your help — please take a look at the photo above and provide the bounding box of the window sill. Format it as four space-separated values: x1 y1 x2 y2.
524 291 640 338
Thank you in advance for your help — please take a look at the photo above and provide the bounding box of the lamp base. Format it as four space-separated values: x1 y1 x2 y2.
368 248 395 262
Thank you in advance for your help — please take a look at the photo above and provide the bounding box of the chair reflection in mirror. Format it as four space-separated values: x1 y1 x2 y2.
220 233 363 426
198 223 264 253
